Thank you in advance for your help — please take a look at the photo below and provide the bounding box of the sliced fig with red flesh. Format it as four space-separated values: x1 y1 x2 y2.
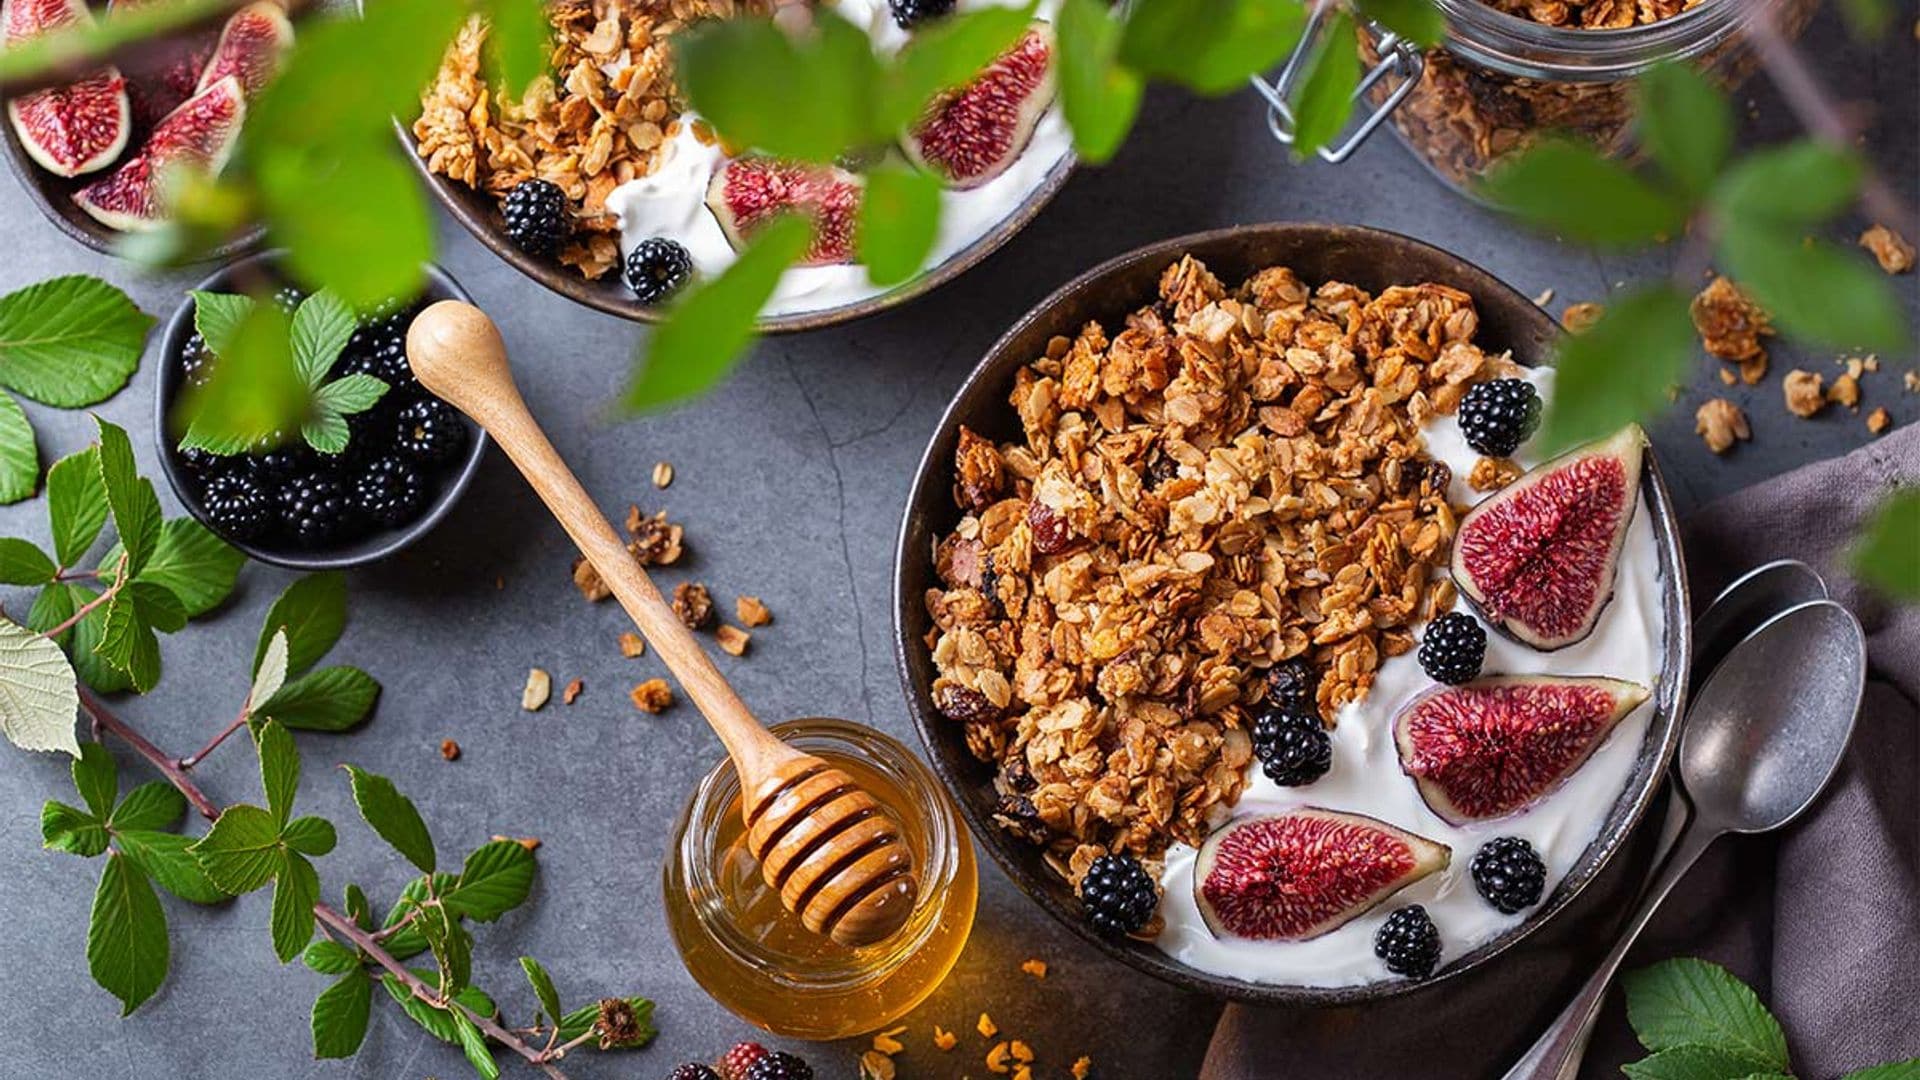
705 156 860 266
195 0 293 99
4 0 130 177
903 23 1054 190
107 0 216 131
73 75 244 231
1451 424 1645 650
1394 675 1650 824
1193 809 1450 941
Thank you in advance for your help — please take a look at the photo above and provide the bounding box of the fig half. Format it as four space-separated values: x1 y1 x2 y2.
3 0 130 177
902 23 1054 190
1193 809 1450 941
195 0 293 99
1394 675 1650 824
704 156 861 266
74 75 244 231
1451 424 1644 650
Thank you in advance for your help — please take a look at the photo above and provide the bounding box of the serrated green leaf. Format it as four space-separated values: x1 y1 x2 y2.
675 9 880 163
626 214 812 412
313 373 388 417
255 572 347 680
300 411 349 456
1290 10 1360 158
0 275 151 408
97 588 160 693
342 764 435 873
1355 0 1444 46
519 956 561 1027
284 815 337 857
128 581 187 635
311 970 373 1059
189 291 255 355
1712 141 1861 227
259 666 380 732
72 739 116 817
443 840 536 922
1851 488 1920 599
252 631 292 718
1118 0 1306 95
451 1008 500 1080
343 882 372 930
114 830 225 904
174 302 306 456
1717 224 1910 354
122 518 242 618
94 419 161 578
555 995 655 1047
256 718 299 826
87 851 168 1014
109 781 185 831
1056 0 1142 164
45 447 105 566
1634 62 1731 197
32 583 130 694
258 141 433 312
271 850 320 963
481 0 549 94
0 391 37 504
381 972 497 1044
289 289 358 389
303 938 359 974
0 537 55 584
0 612 81 754
1623 1045 1781 1080
381 873 456 960
415 900 472 994
1541 286 1692 454
42 799 108 856
188 803 282 893
1480 139 1689 247
1624 959 1789 1072
856 162 942 288
1841 1060 1920 1080
877 4 1036 134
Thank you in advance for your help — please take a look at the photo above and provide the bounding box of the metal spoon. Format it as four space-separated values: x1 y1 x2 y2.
1502 598 1866 1080
1690 560 1829 692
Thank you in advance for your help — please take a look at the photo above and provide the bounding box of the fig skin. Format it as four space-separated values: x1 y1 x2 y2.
902 22 1055 190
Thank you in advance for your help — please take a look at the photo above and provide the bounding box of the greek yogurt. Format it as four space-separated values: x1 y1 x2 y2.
1153 366 1668 988
604 0 1072 317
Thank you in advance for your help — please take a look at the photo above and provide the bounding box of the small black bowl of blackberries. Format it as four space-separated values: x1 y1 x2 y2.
154 252 487 569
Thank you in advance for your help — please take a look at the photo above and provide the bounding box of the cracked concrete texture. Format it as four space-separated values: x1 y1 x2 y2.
0 11 1913 1078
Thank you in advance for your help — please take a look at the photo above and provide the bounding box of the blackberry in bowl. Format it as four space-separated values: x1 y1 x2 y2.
154 251 487 569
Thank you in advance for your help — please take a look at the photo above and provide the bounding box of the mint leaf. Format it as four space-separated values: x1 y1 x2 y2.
188 803 281 893
257 718 299 827
125 518 242 617
311 970 373 1058
481 0 549 95
857 162 942 288
175 303 306 456
1541 286 1693 454
189 291 255 355
1289 10 1360 157
0 391 36 504
442 839 536 922
259 666 380 732
1623 958 1790 1072
303 939 359 974
300 411 349 456
72 738 117 817
451 1007 500 1080
675 10 880 163
1356 0 1445 46
1841 1061 1920 1080
1056 0 1143 164
0 275 151 408
94 418 161 577
96 587 161 693
312 373 388 416
1119 0 1306 95
0 537 54 584
1852 488 1920 599
1633 63 1730 197
1717 224 1910 354
45 446 106 566
87 851 168 1014
270 850 320 963
289 289 358 389
1480 139 1689 247
1712 141 1861 227
109 780 186 831
1623 1045 1782 1080
114 830 224 904
42 799 107 856
626 214 812 412
255 572 347 680
343 764 435 873
878 4 1035 133
0 612 81 755
555 995 655 1047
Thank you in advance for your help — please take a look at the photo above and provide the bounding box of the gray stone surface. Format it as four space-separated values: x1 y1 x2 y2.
0 9 1912 1078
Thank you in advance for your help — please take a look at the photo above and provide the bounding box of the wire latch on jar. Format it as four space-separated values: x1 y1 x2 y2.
1251 5 1424 163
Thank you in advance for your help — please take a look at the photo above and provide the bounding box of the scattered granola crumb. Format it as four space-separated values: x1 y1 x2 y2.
858 1050 896 1080
652 461 674 488
986 1041 1011 1074
977 1013 998 1039
1468 456 1523 492
571 557 610 602
933 1025 958 1051
871 1027 906 1055
1737 352 1767 385
618 631 646 658
440 738 460 761
1560 302 1604 333
1828 372 1862 409
1072 1057 1094 1079
1717 367 1737 386
1905 371 1920 394
522 668 552 711
1695 398 1751 454
1691 276 1772 361
1860 224 1916 274
715 624 750 656
1863 355 1881 373
563 678 583 705
629 679 673 714
1842 355 1867 379
672 582 714 630
1010 1040 1034 1063
625 505 685 565
1013 1067 1033 1080
491 834 541 851
1533 286 1554 305
1020 957 1048 979
1867 407 1893 435
736 595 772 627
1783 370 1826 417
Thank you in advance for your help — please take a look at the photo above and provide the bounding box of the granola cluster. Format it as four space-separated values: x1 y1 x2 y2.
923 257 1507 881
1485 0 1692 28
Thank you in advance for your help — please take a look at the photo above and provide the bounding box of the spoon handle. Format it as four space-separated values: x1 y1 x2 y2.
1501 823 1720 1080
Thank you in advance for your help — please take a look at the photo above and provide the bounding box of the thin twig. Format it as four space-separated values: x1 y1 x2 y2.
80 690 221 822
547 1029 598 1061
179 706 251 769
370 906 419 942
43 555 128 639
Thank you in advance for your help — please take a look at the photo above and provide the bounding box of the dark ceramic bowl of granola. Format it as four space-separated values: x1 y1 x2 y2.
153 251 488 570
892 223 1691 1006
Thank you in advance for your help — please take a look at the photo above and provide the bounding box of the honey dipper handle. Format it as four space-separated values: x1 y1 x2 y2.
406 301 788 773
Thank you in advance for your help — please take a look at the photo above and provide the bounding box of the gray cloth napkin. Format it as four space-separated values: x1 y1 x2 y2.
1201 426 1920 1080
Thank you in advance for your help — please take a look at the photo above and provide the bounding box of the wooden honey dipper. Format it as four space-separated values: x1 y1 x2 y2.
406 301 918 948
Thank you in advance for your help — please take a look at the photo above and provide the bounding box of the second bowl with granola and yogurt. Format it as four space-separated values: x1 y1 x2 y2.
919 255 1667 989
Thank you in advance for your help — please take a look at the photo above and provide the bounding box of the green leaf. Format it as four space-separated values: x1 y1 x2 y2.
1355 0 1445 46
256 572 347 680
1712 141 1861 227
283 816 337 857
1837 0 1893 37
71 739 116 817
94 418 161 578
114 830 224 904
109 781 185 831
188 804 282 893
0 612 81 754
1623 958 1790 1072
1289 10 1361 157
289 289 358 389
0 537 55 584
1056 0 1143 164
555 995 655 1047
0 275 151 408
675 10 881 163
381 972 496 1044
300 411 349 456
0 391 37 504
1841 1060 1920 1080
45 446 106 566
343 882 373 930
1623 1045 1783 1080
1119 0 1306 95
28 583 129 694
128 581 188 635
312 373 388 416
1717 224 1911 354
481 0 551 95
442 840 537 922
252 629 291 717
125 518 242 617
311 970 373 1059
342 764 435 873
1479 139 1689 247
856 162 943 288
87 851 168 1014
380 873 455 960
96 588 161 693
174 303 306 456
257 141 433 312
1852 489 1920 599
1633 62 1731 197
256 718 299 826
626 214 812 412
1541 286 1692 454
189 291 255 355
878 4 1036 133
415 900 472 993
302 939 359 974
42 800 107 856
259 666 380 732
519 955 562 1027
271 850 320 963
450 1007 500 1080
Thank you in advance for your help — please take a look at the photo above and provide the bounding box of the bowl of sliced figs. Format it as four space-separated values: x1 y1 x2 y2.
894 223 1692 1005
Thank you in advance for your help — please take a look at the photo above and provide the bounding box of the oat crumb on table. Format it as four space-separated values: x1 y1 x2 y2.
652 461 674 488
858 1050 895 1080
522 668 552 710
572 556 611 602
1867 407 1893 435
619 631 646 657
1860 224 1916 274
1695 398 1752 454
1019 957 1048 979
1904 370 1920 394
1784 370 1827 417
736 594 772 626
626 505 686 565
1828 372 1861 409
1468 456 1523 491
630 678 673 713
715 624 750 656
976 1012 997 1039
563 677 583 704
1559 301 1604 333
1072 1057 1094 1079
673 581 715 629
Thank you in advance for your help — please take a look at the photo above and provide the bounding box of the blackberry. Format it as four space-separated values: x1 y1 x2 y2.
742 1053 813 1080
888 0 954 27
718 1042 767 1080
501 178 570 257
199 471 272 541
392 398 467 465
337 327 418 398
1470 836 1545 914
272 285 307 314
1265 658 1319 714
249 443 313 488
1250 706 1332 787
667 1066 722 1080
277 471 358 547
351 456 426 528
177 446 226 476
623 237 694 304
1418 612 1486 685
1078 852 1158 936
180 333 217 388
1374 905 1442 978
1457 378 1541 457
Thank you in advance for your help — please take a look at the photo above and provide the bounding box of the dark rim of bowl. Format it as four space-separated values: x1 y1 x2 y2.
891 222 1693 1006
394 116 1078 333
153 250 490 570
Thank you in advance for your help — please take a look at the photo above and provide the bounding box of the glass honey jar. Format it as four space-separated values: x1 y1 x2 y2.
663 718 977 1040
